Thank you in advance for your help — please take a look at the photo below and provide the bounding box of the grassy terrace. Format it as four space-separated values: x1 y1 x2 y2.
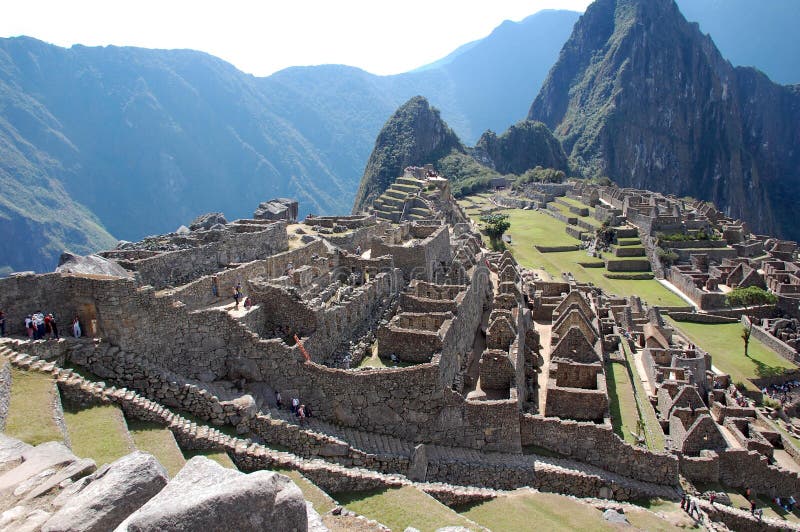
339 486 477 531
458 195 686 307
606 361 643 446
4 368 63 445
127 420 187 477
667 320 797 392
63 404 135 467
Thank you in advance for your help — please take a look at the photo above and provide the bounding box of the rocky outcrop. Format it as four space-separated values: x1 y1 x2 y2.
352 96 464 213
189 213 228 232
42 451 168 532
472 120 569 174
528 0 800 240
118 456 308 532
55 253 132 278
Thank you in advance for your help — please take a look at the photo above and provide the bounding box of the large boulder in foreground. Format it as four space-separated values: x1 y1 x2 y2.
117 455 308 532
42 451 168 532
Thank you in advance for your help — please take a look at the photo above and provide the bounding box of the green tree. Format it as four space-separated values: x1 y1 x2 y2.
480 213 511 251
726 286 778 358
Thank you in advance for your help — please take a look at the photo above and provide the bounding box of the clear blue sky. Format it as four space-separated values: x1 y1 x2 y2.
0 0 592 76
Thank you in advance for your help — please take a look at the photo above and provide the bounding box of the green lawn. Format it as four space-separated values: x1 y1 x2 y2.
4 368 64 445
127 419 187 477
619 340 666 450
276 469 337 514
459 199 687 307
607 362 642 445
668 320 797 391
63 404 135 466
456 490 619 531
338 486 478 532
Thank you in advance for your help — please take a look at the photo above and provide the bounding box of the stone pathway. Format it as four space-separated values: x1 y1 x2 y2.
534 321 553 414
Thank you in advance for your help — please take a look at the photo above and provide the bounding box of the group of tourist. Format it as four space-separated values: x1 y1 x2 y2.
24 311 60 340
762 380 800 405
729 386 752 408
680 493 702 520
275 392 313 423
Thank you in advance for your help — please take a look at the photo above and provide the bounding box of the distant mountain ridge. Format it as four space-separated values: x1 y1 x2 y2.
529 0 800 240
1 2 799 272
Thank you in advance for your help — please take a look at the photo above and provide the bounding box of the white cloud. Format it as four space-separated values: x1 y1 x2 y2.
0 0 592 76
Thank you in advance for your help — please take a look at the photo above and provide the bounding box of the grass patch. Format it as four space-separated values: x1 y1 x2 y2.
338 486 476 532
5 368 63 445
456 490 617 531
667 320 797 392
607 361 642 445
183 449 237 469
276 468 337 514
63 404 135 466
459 196 687 307
127 419 186 477
619 340 666 450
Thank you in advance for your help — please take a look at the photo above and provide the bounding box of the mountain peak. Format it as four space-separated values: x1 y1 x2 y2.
352 97 463 213
528 0 800 240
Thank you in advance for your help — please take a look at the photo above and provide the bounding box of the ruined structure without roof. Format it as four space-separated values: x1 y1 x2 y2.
3 174 800 531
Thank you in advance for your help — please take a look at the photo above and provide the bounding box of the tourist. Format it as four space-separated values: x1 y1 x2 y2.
275 391 283 410
0 310 5 337
72 316 81 338
33 311 45 340
47 314 59 339
291 397 299 415
355 245 362 256
25 315 33 339
211 276 219 297
788 495 796 511
680 494 686 510
298 404 306 424
750 499 756 514
232 286 240 309
244 296 253 310
305 404 313 418
709 492 716 506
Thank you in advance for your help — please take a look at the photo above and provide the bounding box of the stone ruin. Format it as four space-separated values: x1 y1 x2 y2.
4 175 800 530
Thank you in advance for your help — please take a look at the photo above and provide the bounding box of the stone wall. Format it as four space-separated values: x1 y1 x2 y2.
520 414 679 486
667 312 739 324
666 268 728 309
743 316 799 364
371 225 451 281
121 221 289 289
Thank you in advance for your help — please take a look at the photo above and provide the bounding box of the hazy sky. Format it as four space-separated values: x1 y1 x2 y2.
0 0 592 76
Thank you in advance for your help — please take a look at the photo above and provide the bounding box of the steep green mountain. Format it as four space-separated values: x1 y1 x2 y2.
472 120 568 175
674 0 800 85
528 0 800 240
352 97 464 213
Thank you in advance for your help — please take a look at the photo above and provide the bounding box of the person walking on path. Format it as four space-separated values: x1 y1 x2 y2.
72 316 81 338
232 286 241 309
275 391 283 410
0 311 5 337
291 397 299 415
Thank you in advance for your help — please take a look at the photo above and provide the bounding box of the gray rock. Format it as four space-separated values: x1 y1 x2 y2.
189 212 227 231
0 442 77 494
602 509 629 525
42 451 168 532
23 458 96 501
306 501 328 532
117 455 307 532
55 253 133 278
0 434 33 469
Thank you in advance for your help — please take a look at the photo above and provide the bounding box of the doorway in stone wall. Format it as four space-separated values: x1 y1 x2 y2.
77 303 99 337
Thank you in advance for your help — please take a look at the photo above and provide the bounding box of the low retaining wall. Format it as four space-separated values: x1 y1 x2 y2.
743 316 799 364
668 312 739 324
520 414 678 486
535 245 581 253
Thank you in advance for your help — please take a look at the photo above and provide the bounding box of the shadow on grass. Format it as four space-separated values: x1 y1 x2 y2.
605 362 626 441
335 487 388 506
754 358 793 378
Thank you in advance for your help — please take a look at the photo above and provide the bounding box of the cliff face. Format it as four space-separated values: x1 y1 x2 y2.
528 0 800 239
352 97 464 213
473 120 569 175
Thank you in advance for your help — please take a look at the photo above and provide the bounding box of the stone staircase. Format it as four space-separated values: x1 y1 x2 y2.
371 177 431 223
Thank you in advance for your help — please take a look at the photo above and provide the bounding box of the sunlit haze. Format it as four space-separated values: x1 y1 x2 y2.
0 0 592 76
